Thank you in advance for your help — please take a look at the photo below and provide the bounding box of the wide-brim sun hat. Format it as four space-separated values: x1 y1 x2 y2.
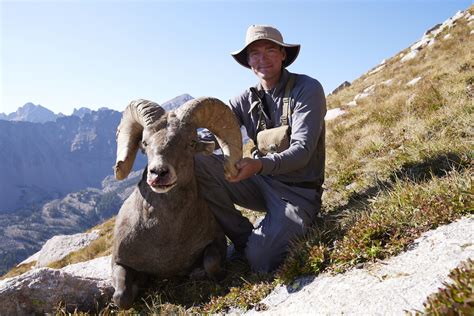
231 25 300 69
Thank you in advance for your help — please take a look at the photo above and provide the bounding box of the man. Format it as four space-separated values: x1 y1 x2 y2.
195 25 326 273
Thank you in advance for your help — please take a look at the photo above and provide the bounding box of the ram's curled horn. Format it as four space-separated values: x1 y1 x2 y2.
115 99 165 180
176 97 242 179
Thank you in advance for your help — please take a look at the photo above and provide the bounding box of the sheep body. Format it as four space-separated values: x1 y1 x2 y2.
111 98 242 309
113 175 224 277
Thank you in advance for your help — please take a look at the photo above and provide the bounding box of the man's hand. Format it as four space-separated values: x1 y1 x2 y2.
228 158 263 182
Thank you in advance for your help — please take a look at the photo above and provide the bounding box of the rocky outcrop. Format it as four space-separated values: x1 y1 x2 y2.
330 81 351 95
35 230 100 267
407 76 423 86
0 256 112 315
72 107 93 118
401 10 472 63
325 108 346 121
161 93 194 111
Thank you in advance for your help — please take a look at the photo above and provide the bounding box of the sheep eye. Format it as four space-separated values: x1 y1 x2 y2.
188 140 197 149
142 141 148 147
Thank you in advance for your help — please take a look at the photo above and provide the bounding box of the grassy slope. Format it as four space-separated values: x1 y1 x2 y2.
6 6 474 314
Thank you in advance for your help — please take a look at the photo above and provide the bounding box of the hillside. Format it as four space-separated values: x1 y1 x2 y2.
0 6 473 315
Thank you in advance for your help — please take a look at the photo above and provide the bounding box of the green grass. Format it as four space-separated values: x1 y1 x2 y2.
276 167 472 283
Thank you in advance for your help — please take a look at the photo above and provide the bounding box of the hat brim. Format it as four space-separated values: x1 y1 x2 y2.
231 39 300 69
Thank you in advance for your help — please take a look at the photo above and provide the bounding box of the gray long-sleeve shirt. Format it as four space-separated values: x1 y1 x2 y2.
229 69 326 186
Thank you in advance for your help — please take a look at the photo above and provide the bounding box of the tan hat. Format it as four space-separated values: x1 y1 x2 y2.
231 25 300 69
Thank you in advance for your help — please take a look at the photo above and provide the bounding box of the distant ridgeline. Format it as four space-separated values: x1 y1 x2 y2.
0 94 194 274
0 94 193 213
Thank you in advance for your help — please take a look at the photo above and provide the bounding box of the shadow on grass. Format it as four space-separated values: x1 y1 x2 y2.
131 260 273 313
332 151 468 215
391 152 467 183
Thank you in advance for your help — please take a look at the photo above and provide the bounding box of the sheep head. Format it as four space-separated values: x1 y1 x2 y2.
114 97 242 192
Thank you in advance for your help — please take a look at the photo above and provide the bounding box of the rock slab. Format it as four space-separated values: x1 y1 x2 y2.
0 256 112 315
36 230 100 267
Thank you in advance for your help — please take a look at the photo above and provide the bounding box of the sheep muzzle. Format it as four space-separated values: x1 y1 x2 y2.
146 165 178 193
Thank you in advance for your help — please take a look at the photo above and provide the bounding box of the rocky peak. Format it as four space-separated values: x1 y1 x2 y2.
72 107 92 118
162 93 194 111
7 102 57 123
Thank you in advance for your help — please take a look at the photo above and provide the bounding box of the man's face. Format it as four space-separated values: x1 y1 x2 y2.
247 40 286 83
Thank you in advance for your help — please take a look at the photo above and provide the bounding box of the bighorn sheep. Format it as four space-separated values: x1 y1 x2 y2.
111 97 242 309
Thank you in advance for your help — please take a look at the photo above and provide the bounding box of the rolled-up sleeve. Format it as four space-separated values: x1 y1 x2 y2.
259 79 326 175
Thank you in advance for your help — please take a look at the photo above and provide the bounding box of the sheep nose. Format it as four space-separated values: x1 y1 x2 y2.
150 166 169 178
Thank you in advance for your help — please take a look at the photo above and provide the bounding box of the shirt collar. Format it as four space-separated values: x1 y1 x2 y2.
256 68 290 98
248 69 291 114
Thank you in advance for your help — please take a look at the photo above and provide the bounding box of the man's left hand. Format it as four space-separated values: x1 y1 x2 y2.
227 158 263 182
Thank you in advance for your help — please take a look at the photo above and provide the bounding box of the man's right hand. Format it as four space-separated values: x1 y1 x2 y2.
227 158 263 182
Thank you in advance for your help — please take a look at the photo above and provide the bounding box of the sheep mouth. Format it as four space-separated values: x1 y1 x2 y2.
148 181 177 193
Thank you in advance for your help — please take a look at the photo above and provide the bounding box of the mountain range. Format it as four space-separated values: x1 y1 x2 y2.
0 102 58 123
0 94 193 273
1 93 194 123
0 94 193 212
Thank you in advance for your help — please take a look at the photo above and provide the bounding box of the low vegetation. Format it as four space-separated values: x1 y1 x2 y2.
419 259 474 315
6 6 473 314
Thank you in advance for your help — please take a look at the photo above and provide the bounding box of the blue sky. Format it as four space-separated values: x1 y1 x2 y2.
1 0 471 115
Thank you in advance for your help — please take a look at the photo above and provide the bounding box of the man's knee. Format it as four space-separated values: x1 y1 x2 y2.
245 233 286 273
244 213 307 273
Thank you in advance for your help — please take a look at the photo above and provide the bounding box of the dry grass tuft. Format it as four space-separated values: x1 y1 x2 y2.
0 261 36 280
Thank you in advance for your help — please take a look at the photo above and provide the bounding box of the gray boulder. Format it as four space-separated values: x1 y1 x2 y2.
0 256 112 315
36 230 100 267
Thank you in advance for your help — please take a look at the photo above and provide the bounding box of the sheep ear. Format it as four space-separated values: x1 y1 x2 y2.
195 140 215 155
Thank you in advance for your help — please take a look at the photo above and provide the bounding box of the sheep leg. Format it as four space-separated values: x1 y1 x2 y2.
112 263 142 310
203 235 227 281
